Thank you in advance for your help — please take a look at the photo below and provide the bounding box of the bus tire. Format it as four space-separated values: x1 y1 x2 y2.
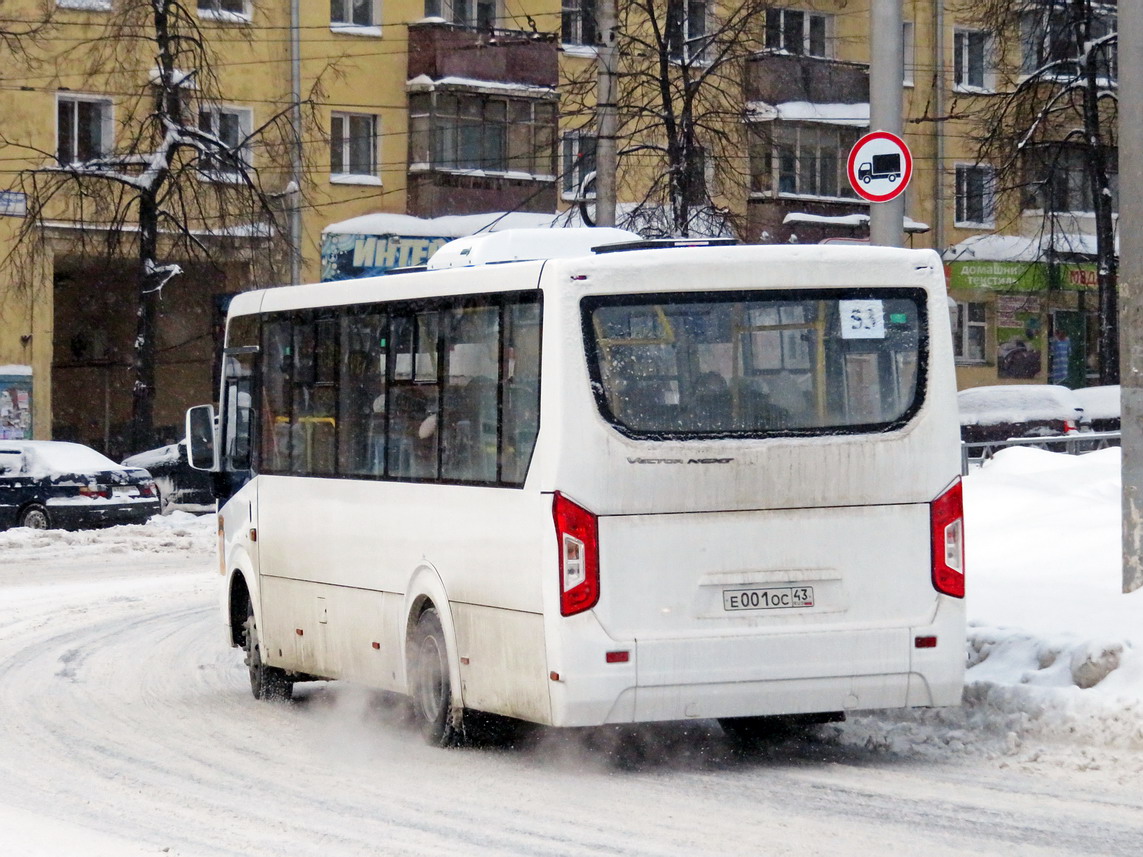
243 601 293 702
19 504 51 530
409 606 461 747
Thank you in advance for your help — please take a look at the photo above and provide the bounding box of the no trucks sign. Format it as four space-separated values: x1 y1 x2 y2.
847 131 912 203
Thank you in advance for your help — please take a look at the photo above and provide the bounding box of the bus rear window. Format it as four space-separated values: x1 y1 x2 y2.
583 289 926 438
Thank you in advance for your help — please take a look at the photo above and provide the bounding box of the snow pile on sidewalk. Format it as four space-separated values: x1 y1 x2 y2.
964 446 1138 697
0 510 215 562
843 446 1143 759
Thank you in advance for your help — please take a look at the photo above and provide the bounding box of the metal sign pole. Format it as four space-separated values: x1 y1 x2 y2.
868 0 904 247
1121 1 1143 593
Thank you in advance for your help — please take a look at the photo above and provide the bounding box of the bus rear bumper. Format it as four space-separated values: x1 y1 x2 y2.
548 615 965 727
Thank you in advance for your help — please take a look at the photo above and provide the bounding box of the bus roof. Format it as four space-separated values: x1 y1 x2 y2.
226 242 944 319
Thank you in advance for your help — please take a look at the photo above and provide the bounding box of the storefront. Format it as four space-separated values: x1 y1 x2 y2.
945 249 1098 390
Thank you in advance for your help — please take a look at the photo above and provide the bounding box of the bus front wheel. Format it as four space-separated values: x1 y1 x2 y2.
409 606 461 746
243 602 293 702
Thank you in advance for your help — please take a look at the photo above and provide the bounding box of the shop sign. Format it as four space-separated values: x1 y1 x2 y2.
321 233 449 281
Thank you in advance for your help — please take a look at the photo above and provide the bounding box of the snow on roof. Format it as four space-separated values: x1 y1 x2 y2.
745 100 869 126
406 74 555 99
944 231 1118 262
322 211 569 238
122 443 182 469
0 440 125 476
1071 385 1120 420
782 211 931 233
958 384 1084 426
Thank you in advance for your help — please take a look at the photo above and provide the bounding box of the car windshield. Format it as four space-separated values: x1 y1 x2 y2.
582 288 926 438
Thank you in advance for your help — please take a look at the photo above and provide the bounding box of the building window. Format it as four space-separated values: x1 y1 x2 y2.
562 0 595 46
409 91 555 177
765 8 829 58
198 0 248 18
953 29 991 90
331 113 378 180
57 95 112 165
198 105 252 178
953 301 987 364
562 131 597 197
668 0 708 63
1024 146 1118 214
955 164 996 226
753 123 860 199
424 0 496 30
331 0 379 28
1021 5 1116 81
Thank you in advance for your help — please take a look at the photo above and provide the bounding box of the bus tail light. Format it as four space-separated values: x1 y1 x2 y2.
553 492 600 616
930 478 965 598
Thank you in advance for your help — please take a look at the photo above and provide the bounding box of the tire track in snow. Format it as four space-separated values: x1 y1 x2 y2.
2 535 1143 856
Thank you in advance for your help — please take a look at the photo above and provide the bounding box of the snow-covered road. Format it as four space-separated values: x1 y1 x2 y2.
1 509 1142 857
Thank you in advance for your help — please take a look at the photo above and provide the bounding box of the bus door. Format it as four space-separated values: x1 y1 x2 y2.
217 320 261 577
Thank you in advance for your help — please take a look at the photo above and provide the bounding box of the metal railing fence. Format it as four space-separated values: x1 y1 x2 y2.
961 431 1121 475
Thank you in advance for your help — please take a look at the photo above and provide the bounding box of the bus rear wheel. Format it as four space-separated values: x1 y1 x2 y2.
243 602 293 702
409 606 462 747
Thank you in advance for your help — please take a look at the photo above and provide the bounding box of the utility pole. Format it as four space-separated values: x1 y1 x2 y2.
868 0 904 246
595 0 618 227
1120 0 1143 593
289 0 303 284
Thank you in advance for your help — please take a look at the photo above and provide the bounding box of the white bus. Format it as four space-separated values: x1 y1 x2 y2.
188 233 966 747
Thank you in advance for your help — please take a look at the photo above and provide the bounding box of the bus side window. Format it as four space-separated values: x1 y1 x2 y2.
388 312 440 479
338 312 387 476
261 320 293 472
501 300 541 485
441 305 499 483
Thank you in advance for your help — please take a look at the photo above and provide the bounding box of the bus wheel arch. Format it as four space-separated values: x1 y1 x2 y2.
228 572 252 648
402 567 465 745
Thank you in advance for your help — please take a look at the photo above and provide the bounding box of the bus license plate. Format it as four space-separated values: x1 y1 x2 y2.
723 586 815 611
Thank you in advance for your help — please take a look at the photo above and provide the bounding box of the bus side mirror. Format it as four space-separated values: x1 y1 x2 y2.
186 404 217 471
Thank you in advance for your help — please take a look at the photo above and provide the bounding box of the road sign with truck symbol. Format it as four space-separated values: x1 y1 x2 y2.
847 131 912 202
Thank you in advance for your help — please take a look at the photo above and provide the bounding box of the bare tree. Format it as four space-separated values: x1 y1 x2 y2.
961 0 1118 382
1 0 325 451
0 0 52 58
562 0 770 238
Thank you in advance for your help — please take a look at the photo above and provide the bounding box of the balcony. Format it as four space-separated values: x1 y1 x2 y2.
746 52 868 105
407 21 558 89
406 21 559 219
746 53 870 244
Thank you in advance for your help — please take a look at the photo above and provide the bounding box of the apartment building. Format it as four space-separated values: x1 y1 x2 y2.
0 1 1115 454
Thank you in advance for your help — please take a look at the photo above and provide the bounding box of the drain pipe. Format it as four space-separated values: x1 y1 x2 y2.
932 0 946 250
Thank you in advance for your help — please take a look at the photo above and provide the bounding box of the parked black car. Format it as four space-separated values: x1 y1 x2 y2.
122 441 214 514
958 384 1087 444
0 441 160 530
